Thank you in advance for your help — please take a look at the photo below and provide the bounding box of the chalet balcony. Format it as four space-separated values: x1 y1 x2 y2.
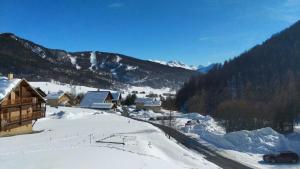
0 105 46 130
6 112 45 124
1 97 38 107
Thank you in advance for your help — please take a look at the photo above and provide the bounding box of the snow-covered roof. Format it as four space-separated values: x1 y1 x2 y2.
111 92 121 101
0 77 21 100
46 92 65 100
135 97 161 107
135 97 155 104
90 103 114 109
80 91 111 108
144 100 161 107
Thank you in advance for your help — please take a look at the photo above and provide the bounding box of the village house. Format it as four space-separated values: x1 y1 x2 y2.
0 74 46 136
35 87 47 97
46 91 72 107
80 91 114 109
135 97 161 112
162 93 176 98
111 91 122 107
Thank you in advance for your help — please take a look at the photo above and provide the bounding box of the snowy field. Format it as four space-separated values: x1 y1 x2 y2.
123 86 175 98
27 81 300 168
0 107 220 169
30 81 97 94
30 81 174 99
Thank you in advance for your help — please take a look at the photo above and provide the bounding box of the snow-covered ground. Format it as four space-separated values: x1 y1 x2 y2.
27 81 300 168
0 107 220 169
30 81 98 95
130 110 300 169
30 81 174 100
124 86 175 99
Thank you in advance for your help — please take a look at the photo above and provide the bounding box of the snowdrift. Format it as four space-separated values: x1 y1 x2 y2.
46 106 107 120
130 110 164 120
222 127 289 154
180 113 299 154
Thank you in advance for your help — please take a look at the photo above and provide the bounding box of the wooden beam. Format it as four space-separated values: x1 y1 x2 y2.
19 84 22 125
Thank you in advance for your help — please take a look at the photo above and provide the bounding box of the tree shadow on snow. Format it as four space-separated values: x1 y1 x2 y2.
50 111 65 119
116 129 158 135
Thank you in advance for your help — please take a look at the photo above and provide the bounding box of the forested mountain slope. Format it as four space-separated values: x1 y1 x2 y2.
176 20 300 132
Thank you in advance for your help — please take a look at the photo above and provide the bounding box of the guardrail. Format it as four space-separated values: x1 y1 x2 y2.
1 97 37 107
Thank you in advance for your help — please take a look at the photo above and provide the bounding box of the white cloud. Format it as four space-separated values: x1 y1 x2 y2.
198 36 219 42
266 0 300 23
285 0 300 7
108 2 124 9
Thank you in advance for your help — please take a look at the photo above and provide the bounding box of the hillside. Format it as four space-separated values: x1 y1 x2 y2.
176 20 300 132
0 33 197 89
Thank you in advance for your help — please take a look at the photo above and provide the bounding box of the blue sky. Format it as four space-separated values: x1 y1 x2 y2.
1 0 300 66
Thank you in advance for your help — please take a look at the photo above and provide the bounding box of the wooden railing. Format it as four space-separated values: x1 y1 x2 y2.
4 111 45 126
1 97 37 107
33 106 46 113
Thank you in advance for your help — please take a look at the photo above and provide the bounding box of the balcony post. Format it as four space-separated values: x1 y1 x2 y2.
0 106 2 131
9 111 11 123
19 106 22 124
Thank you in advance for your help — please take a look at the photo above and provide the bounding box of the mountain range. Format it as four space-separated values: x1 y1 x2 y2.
0 33 214 89
149 59 215 73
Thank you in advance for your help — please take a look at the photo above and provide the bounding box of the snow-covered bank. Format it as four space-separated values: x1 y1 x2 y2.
129 109 300 169
0 107 220 169
177 113 300 169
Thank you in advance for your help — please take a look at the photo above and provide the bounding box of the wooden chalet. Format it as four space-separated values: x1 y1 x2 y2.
0 75 46 136
80 91 114 109
111 91 122 108
135 97 161 112
46 92 72 107
35 87 47 97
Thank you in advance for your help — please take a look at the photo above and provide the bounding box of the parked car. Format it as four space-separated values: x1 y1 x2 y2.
148 117 156 121
185 120 198 126
263 151 299 163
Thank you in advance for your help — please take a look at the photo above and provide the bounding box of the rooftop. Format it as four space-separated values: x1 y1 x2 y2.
0 76 21 100
80 91 111 108
46 92 65 100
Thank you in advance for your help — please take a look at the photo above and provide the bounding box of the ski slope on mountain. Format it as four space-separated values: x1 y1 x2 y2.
149 60 197 70
0 107 220 169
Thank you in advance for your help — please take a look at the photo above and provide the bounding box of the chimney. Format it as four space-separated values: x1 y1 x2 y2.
8 73 13 80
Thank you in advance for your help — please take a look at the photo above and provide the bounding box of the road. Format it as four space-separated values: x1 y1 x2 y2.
132 118 253 169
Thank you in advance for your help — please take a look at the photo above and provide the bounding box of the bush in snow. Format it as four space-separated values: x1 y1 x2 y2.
122 94 137 106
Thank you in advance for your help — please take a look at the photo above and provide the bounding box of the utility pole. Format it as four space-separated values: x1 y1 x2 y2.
89 133 93 144
169 110 172 127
